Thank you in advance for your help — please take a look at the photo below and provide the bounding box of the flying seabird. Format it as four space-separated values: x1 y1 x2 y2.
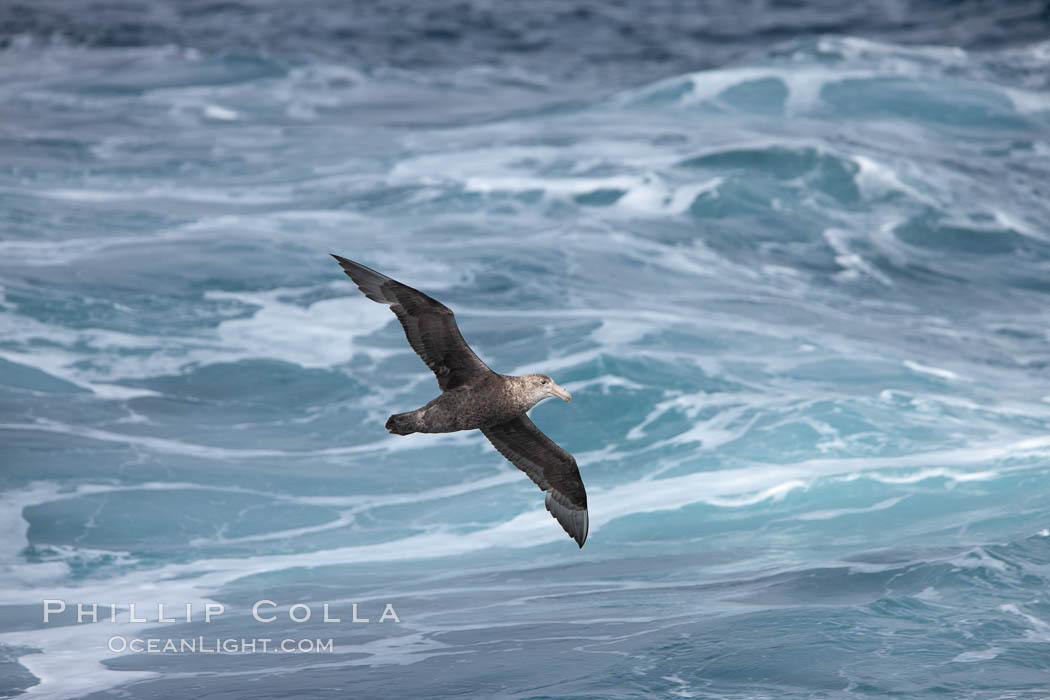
331 254 589 547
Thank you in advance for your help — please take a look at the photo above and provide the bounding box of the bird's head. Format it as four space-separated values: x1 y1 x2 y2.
521 373 572 407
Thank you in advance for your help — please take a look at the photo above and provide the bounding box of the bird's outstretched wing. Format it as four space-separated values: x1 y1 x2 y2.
331 255 494 391
481 416 589 547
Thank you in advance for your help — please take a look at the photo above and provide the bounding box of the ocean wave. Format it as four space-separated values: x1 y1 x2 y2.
3 27 1050 700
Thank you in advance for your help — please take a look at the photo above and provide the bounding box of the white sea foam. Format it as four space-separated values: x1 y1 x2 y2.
792 496 906 521
823 228 893 286
1000 603 1050 643
951 647 1002 663
203 104 239 121
902 360 966 382
207 289 395 368
0 282 404 397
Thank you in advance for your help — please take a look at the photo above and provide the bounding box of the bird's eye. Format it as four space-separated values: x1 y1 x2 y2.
540 379 547 385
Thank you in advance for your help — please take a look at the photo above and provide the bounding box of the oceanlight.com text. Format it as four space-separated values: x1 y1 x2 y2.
108 636 335 654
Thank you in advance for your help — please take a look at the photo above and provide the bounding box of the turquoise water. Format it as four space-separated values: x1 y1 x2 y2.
2 17 1050 699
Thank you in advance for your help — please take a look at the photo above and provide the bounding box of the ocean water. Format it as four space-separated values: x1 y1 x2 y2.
2 3 1050 698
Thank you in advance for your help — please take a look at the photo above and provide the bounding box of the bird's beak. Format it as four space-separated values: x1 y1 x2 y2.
551 383 572 403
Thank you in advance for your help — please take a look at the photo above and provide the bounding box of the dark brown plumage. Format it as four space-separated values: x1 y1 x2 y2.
331 254 589 547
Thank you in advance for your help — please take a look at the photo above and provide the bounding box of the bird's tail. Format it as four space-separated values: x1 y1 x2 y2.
385 411 421 435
